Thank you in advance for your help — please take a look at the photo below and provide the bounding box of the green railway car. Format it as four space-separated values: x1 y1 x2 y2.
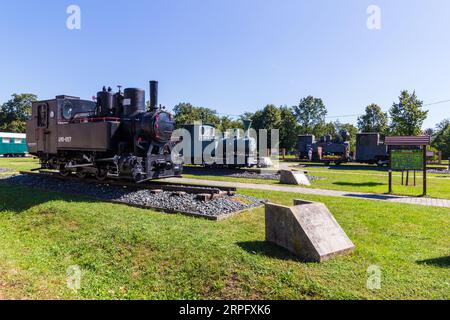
0 132 28 157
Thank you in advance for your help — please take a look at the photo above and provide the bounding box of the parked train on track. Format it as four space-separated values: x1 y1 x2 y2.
297 132 389 166
178 120 262 168
26 81 182 181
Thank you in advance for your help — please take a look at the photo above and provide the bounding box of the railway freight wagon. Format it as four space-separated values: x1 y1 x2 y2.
0 132 27 157
297 133 351 165
355 133 388 166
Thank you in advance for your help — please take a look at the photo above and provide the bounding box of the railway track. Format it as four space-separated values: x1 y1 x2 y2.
10 170 262 221
19 170 236 201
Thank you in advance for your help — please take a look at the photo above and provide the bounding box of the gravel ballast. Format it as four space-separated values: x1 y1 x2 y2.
0 174 265 220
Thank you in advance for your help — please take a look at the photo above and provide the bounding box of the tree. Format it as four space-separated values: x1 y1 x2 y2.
293 96 327 134
389 91 428 136
312 121 336 138
432 119 450 158
0 93 37 133
357 104 388 134
279 106 300 151
423 128 435 136
172 103 221 128
250 105 281 149
219 116 243 132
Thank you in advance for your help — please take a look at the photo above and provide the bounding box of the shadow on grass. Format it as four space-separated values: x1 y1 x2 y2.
417 256 450 268
237 241 306 262
343 193 404 200
334 182 384 187
0 181 98 213
302 164 387 172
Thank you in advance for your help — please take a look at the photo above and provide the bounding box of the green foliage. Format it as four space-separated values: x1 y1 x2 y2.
279 106 299 151
0 94 37 133
172 103 221 128
250 104 281 131
249 105 281 149
432 119 450 158
219 116 243 132
357 104 388 134
389 91 428 136
312 121 336 138
293 96 327 135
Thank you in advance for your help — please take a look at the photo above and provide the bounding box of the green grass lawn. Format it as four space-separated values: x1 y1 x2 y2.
183 166 450 199
0 182 448 300
292 165 450 199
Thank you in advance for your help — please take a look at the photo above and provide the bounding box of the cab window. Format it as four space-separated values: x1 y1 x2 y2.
62 101 73 120
60 100 96 121
37 104 48 127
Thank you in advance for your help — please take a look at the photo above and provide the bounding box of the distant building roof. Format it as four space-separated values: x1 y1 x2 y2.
0 132 26 139
385 136 431 146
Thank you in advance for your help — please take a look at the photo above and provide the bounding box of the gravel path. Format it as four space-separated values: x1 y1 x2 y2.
163 177 450 208
0 174 265 219
427 169 450 175
183 166 325 182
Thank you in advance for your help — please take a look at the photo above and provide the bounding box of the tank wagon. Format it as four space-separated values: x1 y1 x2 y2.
26 81 182 181
179 120 259 168
297 132 351 165
0 132 28 157
355 133 388 166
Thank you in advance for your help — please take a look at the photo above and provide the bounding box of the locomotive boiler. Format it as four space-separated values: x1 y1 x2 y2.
26 81 182 181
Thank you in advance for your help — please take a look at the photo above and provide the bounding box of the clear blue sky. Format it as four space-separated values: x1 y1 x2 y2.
1 0 449 129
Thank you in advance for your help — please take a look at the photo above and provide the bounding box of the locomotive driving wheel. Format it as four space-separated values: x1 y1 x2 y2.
76 168 88 179
95 168 108 181
59 166 70 177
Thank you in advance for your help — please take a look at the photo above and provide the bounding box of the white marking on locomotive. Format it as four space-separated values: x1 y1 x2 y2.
58 137 72 143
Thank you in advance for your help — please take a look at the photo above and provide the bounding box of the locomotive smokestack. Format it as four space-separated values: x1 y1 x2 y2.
150 81 158 110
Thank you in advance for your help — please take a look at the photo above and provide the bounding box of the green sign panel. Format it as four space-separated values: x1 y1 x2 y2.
391 150 423 171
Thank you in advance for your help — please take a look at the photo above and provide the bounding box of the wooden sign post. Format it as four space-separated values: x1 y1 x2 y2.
385 136 431 197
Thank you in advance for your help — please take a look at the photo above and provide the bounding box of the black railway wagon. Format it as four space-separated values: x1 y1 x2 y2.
355 133 388 166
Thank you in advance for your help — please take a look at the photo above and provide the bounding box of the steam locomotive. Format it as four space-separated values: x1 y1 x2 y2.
26 81 182 181
297 131 351 165
178 120 260 168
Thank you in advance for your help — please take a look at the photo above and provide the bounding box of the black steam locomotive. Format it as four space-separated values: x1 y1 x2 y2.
26 81 182 181
297 132 351 165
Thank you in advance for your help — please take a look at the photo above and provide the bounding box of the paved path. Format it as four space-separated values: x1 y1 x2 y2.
163 177 450 208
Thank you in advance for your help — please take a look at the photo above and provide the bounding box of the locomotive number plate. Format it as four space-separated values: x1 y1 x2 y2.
58 137 72 143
